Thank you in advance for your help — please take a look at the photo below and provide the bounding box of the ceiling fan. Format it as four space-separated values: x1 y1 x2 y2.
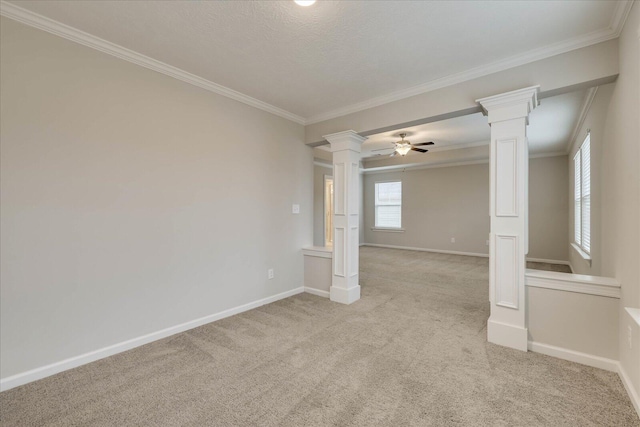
372 133 435 157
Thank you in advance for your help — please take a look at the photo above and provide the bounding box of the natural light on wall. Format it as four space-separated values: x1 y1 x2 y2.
375 181 402 229
574 132 591 255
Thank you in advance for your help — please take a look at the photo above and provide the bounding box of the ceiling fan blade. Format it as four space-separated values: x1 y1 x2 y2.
389 151 397 157
372 147 394 152
411 147 428 153
412 141 435 146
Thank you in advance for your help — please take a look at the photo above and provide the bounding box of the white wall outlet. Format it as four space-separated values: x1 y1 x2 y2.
292 204 300 214
486 240 490 246
268 269 274 280
450 237 455 243
628 325 633 349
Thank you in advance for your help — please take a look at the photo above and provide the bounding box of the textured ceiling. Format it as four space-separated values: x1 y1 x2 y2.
8 1 619 121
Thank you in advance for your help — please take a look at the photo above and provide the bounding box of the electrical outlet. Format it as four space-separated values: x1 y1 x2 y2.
628 325 633 349
451 237 455 243
268 269 274 280
292 204 300 214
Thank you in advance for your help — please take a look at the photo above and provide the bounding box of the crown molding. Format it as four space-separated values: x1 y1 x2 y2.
0 1 306 125
305 1 633 125
566 86 598 155
1 0 632 127
610 1 635 37
529 151 568 159
363 158 490 174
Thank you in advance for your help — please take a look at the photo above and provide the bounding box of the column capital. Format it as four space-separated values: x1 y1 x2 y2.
323 130 367 153
476 85 539 124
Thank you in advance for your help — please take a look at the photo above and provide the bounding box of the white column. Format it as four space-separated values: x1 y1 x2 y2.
477 86 539 351
323 130 366 304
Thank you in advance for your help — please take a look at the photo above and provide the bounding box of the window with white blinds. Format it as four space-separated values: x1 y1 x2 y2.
574 133 591 254
375 181 402 228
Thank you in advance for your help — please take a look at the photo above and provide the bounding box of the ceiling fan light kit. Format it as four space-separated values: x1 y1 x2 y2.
372 132 435 157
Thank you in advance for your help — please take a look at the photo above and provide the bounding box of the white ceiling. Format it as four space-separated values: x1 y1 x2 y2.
320 89 587 159
5 1 624 123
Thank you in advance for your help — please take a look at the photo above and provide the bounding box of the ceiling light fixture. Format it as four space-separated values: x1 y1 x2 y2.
395 143 412 156
294 0 316 6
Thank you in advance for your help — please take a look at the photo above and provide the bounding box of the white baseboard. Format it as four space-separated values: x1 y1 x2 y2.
304 287 330 298
528 341 639 417
362 243 488 258
330 284 360 305
618 364 640 418
488 319 528 351
0 286 304 392
528 341 618 372
526 257 571 266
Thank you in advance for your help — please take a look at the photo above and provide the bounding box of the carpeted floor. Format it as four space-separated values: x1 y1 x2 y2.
1 247 638 426
527 261 572 273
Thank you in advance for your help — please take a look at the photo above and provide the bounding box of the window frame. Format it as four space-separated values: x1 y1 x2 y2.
374 180 403 231
572 133 591 260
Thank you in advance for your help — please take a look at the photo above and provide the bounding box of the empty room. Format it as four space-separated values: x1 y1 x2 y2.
1 1 639 425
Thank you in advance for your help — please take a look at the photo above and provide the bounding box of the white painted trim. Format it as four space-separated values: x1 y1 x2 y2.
618 363 640 418
526 257 571 266
423 140 489 153
525 269 620 298
528 341 618 372
0 1 306 125
567 87 598 155
487 319 528 351
313 159 333 168
330 285 360 305
362 243 488 258
302 246 333 259
529 151 569 159
626 307 640 327
362 149 566 174
529 340 640 417
305 1 632 125
1 1 632 127
304 287 330 298
371 227 405 233
571 242 592 264
363 158 490 174
0 287 304 392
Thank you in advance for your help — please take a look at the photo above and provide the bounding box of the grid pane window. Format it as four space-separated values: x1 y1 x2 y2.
375 181 402 228
574 134 591 254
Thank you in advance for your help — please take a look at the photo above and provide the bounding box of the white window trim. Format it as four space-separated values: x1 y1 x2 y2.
374 180 402 229
371 227 406 233
573 133 591 263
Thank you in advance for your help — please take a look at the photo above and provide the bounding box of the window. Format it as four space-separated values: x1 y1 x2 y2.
574 133 591 255
375 181 402 229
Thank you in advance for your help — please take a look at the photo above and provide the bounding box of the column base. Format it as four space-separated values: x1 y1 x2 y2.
330 285 360 305
487 318 528 351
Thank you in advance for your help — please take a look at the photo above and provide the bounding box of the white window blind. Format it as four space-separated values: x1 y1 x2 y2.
375 181 402 228
574 133 591 254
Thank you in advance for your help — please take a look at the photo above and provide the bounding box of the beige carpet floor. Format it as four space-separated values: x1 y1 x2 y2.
1 247 638 426
527 261 572 273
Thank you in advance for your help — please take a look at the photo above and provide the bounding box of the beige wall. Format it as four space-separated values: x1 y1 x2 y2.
599 3 640 400
313 164 332 246
0 18 313 379
567 84 614 276
529 155 570 261
527 287 619 360
363 156 568 261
